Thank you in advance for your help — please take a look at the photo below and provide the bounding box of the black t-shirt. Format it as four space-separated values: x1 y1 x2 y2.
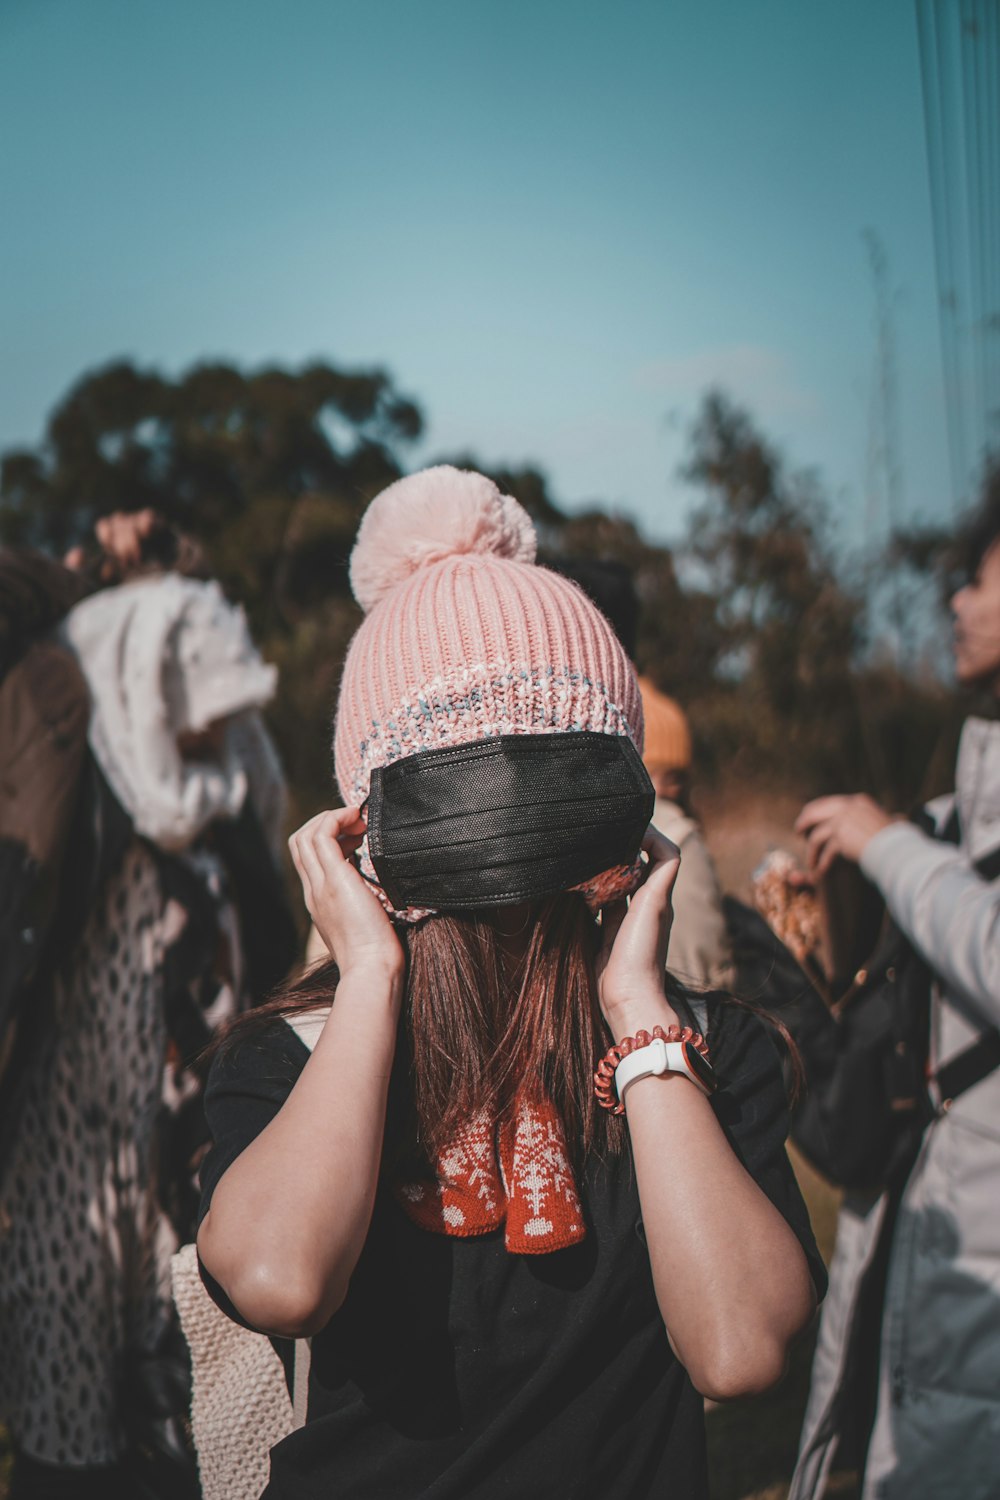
198 1003 826 1500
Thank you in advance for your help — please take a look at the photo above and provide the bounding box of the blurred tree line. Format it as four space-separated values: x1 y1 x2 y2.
0 359 962 825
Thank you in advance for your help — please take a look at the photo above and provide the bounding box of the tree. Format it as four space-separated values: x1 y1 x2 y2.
1 364 957 815
0 358 422 625
678 392 955 800
683 392 863 714
0 358 423 817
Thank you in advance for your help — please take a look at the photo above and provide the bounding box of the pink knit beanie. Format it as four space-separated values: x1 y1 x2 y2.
334 466 645 915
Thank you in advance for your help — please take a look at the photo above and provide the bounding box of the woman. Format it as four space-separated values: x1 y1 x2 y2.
0 567 293 1499
197 466 824 1499
790 475 1000 1500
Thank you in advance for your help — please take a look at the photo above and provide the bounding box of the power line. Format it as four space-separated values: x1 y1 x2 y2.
915 0 1000 510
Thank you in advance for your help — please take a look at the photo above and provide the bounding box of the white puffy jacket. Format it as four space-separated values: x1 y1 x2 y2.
791 716 1000 1500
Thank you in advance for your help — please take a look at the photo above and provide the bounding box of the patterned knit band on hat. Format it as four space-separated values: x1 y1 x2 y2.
333 465 648 1255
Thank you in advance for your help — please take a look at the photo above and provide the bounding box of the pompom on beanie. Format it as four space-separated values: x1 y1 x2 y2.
334 466 645 910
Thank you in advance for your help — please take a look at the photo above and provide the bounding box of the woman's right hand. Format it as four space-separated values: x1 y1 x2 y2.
289 807 405 979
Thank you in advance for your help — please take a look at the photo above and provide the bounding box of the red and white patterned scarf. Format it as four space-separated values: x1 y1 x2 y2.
395 1097 586 1253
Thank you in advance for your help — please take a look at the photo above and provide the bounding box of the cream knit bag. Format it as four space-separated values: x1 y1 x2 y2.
171 1007 330 1500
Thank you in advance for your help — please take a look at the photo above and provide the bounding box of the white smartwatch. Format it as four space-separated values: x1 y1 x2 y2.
615 1038 717 1104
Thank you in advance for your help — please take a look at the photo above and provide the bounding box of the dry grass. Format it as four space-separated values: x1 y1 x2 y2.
698 785 810 901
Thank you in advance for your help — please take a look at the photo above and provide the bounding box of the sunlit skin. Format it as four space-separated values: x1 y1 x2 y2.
64 509 158 576
797 536 1000 875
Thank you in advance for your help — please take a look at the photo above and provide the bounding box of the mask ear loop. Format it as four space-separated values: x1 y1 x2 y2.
355 794 437 925
353 796 376 880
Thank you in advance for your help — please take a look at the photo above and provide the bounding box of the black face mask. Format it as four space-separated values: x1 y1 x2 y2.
364 732 655 912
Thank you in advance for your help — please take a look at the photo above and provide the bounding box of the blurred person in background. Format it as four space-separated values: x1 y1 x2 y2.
0 512 207 1075
790 468 1000 1500
0 516 296 1499
638 676 734 991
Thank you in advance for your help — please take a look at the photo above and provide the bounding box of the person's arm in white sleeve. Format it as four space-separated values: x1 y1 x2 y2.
860 821 1000 1027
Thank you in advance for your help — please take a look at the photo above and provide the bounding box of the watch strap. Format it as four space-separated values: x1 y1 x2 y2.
615 1038 714 1102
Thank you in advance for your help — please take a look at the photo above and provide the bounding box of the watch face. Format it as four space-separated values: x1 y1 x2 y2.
682 1042 717 1093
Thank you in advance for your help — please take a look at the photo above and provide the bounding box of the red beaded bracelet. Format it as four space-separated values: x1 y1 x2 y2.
594 1024 710 1115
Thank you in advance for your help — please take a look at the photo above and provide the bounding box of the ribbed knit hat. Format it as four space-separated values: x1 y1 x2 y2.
638 676 693 773
334 466 644 912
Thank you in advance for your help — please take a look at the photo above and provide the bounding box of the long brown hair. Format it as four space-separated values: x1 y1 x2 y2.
214 893 626 1161
212 893 802 1160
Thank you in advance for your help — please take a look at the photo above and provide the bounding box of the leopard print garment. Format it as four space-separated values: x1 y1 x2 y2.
0 840 173 1465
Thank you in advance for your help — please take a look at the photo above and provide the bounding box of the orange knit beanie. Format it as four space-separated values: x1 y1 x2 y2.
638 676 692 774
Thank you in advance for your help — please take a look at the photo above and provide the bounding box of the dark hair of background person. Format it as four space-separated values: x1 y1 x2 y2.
954 459 1000 583
79 519 208 590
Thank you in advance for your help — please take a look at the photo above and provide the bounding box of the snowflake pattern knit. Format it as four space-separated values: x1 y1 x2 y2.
396 1097 586 1253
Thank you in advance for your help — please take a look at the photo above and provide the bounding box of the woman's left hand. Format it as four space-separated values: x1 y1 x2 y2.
288 807 405 981
596 825 681 1036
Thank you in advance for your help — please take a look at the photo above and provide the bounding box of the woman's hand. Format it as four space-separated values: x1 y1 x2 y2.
288 807 404 980
596 825 682 1039
64 509 164 578
795 794 895 877
95 509 158 570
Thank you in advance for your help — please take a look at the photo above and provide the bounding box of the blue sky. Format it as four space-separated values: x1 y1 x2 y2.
0 0 950 550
